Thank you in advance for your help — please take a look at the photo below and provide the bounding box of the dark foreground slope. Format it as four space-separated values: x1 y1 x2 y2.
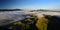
44 15 60 30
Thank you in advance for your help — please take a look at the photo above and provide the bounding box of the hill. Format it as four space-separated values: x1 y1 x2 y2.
30 9 60 12
0 9 23 11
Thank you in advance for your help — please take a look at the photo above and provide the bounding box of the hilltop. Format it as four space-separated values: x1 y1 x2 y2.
0 9 23 11
30 9 60 12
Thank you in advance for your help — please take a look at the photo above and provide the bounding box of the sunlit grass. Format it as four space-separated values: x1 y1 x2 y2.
12 14 48 30
36 15 48 30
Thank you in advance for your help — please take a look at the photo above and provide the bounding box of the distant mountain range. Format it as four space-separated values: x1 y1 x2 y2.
30 9 60 12
0 9 23 11
0 9 60 12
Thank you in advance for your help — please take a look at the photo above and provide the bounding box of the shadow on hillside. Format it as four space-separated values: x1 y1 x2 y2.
44 15 60 30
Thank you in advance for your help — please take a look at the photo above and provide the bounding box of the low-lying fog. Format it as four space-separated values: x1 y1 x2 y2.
0 11 60 26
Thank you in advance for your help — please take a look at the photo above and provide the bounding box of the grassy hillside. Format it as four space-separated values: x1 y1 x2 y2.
36 14 48 30
12 14 48 30
0 13 48 30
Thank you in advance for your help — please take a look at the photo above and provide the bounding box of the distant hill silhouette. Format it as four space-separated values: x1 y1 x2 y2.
30 9 60 12
0 9 23 11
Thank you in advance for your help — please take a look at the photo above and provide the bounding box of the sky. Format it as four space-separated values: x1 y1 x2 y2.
0 0 60 10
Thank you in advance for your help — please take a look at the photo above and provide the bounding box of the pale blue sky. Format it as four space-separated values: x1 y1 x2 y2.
0 0 60 10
